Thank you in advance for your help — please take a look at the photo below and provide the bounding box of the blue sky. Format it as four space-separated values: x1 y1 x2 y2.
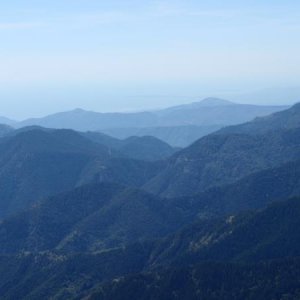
0 0 300 119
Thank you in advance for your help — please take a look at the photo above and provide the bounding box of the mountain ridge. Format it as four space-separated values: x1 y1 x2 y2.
10 98 289 133
144 103 300 197
0 128 172 220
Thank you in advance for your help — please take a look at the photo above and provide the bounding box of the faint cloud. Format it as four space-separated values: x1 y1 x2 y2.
62 11 137 26
153 1 186 17
0 10 138 32
0 22 42 30
188 10 238 18
152 1 238 18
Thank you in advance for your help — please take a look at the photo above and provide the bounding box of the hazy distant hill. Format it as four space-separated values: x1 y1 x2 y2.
15 98 288 133
17 108 157 131
0 98 285 147
0 116 16 127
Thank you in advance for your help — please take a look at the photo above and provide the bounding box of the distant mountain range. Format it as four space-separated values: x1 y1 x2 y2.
0 102 298 220
15 97 288 130
0 97 289 147
0 103 300 254
0 101 300 299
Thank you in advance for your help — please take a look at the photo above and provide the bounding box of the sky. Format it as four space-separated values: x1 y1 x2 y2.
0 0 300 119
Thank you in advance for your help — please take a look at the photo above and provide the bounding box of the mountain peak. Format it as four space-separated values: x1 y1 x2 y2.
72 108 87 113
199 97 236 107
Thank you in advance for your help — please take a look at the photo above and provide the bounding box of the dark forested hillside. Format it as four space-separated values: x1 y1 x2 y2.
89 259 300 300
0 128 167 220
145 127 300 197
0 245 152 300
0 129 109 219
2 156 300 255
144 104 300 197
148 197 300 267
167 159 300 219
0 104 299 299
0 182 186 254
1 197 300 299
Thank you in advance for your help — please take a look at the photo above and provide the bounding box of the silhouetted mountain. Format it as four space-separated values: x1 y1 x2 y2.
15 99 288 132
101 125 222 147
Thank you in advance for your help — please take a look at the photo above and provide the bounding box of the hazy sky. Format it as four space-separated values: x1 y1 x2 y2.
0 0 300 119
